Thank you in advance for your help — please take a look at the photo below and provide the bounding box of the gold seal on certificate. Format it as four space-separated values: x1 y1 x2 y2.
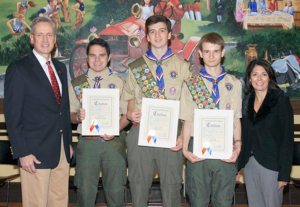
193 109 233 159
138 98 180 148
81 88 119 136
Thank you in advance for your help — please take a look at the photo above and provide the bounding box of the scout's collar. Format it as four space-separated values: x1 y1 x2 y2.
145 48 174 64
86 67 113 80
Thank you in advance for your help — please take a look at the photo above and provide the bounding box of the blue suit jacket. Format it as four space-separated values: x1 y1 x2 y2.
4 51 72 169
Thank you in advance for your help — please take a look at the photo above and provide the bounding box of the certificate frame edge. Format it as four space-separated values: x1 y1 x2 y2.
81 88 120 136
193 109 234 159
138 98 179 148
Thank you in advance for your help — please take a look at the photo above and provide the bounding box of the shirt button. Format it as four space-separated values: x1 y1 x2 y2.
60 129 63 133
59 112 62 115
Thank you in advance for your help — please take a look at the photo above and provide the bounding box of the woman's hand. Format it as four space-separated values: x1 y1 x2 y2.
278 181 288 190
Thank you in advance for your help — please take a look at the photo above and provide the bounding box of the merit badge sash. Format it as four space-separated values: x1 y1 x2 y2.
129 57 166 99
186 74 217 109
71 74 90 100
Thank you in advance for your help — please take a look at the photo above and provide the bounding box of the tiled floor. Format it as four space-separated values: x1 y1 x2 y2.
0 204 300 207
1 182 300 206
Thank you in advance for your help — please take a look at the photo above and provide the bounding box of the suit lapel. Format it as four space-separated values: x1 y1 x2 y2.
29 52 54 91
29 52 62 107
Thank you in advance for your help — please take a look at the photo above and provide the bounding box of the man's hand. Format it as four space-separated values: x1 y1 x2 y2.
78 108 85 122
222 141 241 163
183 150 203 163
170 137 183 151
19 154 41 174
70 145 74 158
102 134 115 141
126 110 141 124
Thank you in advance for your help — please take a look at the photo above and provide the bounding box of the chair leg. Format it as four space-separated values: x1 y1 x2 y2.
6 181 10 207
123 187 127 206
183 181 186 198
289 183 292 205
233 191 236 206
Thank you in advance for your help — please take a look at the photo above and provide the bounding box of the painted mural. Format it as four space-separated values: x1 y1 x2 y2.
0 0 299 97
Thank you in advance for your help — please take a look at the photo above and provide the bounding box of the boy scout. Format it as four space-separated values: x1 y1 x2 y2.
69 38 129 207
123 15 191 207
181 32 242 207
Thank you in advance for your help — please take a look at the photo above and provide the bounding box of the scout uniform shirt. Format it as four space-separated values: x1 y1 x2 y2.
123 54 191 119
180 72 242 136
69 68 126 134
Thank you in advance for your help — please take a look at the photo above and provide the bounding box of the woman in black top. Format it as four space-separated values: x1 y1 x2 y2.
238 59 294 207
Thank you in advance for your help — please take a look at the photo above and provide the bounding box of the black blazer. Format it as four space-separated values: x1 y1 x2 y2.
238 89 294 182
4 51 72 169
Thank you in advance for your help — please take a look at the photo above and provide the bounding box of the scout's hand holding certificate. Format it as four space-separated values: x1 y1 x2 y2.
81 88 119 136
193 109 233 159
138 98 180 148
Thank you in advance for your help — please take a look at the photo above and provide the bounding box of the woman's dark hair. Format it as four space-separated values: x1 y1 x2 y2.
244 59 280 95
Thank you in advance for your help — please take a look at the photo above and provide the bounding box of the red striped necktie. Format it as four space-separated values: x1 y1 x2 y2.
46 61 61 104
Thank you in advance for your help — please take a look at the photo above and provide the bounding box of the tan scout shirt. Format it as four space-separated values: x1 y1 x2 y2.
123 54 191 119
69 68 126 134
180 73 242 136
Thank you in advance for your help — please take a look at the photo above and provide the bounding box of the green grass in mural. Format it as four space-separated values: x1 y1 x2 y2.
0 0 96 40
181 19 211 42
181 18 239 42
224 48 246 74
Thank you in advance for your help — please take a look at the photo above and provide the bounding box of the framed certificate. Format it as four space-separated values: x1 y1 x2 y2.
82 88 119 136
138 98 180 148
193 109 233 159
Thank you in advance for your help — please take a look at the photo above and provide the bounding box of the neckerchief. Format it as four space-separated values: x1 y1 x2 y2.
90 67 112 88
145 48 174 93
199 67 226 108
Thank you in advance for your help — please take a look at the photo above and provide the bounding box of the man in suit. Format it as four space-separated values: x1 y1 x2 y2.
4 16 72 207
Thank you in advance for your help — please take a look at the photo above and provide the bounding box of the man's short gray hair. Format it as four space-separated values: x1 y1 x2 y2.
31 16 56 35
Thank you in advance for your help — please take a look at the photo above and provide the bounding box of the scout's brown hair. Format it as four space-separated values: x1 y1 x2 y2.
145 15 172 35
198 32 225 51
